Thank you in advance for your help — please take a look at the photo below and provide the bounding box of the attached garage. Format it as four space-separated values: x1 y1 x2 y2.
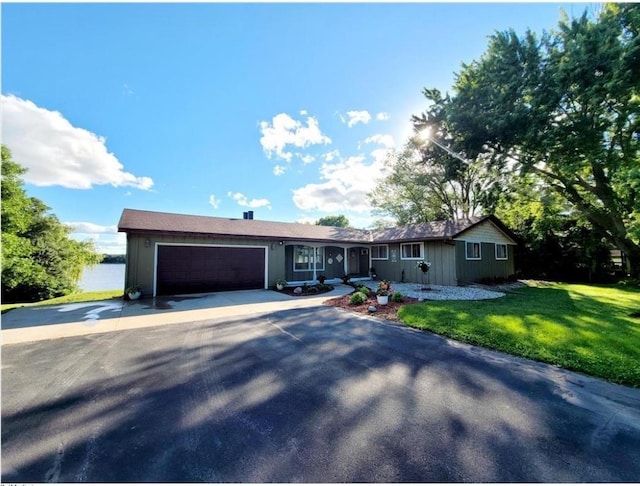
155 244 267 296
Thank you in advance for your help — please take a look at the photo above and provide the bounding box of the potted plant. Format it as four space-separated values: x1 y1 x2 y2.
376 280 392 305
126 284 142 300
369 267 377 279
275 279 287 291
317 275 326 285
341 274 351 284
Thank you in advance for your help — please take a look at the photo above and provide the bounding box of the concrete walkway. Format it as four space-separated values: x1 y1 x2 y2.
1 285 353 345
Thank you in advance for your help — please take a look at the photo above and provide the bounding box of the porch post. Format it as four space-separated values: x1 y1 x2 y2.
343 247 348 276
313 245 318 282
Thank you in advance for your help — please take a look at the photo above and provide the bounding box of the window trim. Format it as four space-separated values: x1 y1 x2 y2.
495 243 508 261
465 241 482 261
371 244 389 261
293 245 325 272
400 242 424 260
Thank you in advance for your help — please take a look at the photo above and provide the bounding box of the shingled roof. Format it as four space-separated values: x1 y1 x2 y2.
118 209 373 243
371 216 491 242
118 209 513 244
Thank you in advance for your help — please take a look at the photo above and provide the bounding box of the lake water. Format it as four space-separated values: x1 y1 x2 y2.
79 264 126 291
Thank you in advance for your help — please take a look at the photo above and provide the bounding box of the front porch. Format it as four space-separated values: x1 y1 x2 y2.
284 244 371 285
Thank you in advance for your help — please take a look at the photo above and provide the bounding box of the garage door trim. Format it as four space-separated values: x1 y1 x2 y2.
153 242 269 296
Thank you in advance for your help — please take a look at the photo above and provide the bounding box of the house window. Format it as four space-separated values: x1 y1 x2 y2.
371 245 389 260
401 243 423 260
495 243 508 260
466 241 481 260
294 246 325 272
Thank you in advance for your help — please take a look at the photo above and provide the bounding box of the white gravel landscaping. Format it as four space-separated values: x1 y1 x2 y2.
358 280 506 300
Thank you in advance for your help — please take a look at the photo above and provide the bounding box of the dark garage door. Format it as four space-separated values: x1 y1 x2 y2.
156 245 266 295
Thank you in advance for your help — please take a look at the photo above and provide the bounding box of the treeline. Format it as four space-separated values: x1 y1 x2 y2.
101 254 126 264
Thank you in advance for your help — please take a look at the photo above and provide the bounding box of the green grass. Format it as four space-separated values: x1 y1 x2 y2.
398 282 640 387
1 290 123 313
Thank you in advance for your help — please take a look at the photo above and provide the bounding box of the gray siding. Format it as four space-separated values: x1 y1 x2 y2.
370 241 457 286
455 241 515 283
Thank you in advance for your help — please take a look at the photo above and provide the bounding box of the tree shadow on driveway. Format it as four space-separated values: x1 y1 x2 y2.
2 306 640 482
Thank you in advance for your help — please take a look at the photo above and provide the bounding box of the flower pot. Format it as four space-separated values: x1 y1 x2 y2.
376 295 389 305
276 284 285 291
128 291 141 300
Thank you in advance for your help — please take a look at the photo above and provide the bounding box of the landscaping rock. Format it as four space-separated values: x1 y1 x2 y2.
368 305 377 313
293 287 303 294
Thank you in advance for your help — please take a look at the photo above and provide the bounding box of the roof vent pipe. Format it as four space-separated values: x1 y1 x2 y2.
247 211 254 220
243 211 248 219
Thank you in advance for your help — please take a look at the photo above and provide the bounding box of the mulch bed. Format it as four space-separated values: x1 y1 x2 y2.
324 293 419 322
276 285 335 297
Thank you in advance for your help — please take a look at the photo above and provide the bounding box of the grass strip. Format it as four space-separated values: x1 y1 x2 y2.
1 290 123 313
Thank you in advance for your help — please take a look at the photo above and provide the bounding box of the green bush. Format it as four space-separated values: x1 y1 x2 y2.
357 286 371 296
391 291 404 303
350 291 367 305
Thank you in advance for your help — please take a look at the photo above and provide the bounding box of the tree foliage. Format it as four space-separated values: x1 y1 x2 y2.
495 174 614 281
1 145 102 303
446 4 640 276
370 88 505 225
315 215 350 227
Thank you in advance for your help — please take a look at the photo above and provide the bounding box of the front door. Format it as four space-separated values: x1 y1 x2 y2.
348 249 359 275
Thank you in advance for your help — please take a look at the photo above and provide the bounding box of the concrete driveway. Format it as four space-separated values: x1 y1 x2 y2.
1 287 352 344
2 298 640 481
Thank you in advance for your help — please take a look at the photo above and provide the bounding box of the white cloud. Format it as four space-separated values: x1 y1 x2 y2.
259 112 331 161
370 148 394 166
227 191 271 209
364 134 395 148
67 222 125 254
1 95 153 190
343 110 372 127
292 152 392 214
273 164 286 176
208 194 221 209
299 154 315 164
376 112 390 121
322 150 340 162
295 216 316 224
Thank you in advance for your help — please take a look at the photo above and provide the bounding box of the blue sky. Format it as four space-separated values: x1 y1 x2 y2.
2 2 597 254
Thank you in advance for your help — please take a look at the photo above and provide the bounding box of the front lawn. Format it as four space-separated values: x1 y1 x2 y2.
398 282 640 387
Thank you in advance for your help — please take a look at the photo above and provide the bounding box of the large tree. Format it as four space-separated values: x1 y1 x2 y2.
443 4 640 276
1 145 102 302
370 88 504 225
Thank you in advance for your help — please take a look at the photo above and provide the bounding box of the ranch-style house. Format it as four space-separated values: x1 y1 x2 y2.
118 208 517 297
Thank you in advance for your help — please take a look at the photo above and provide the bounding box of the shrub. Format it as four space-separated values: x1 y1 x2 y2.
618 277 640 288
391 291 404 303
350 291 367 305
357 286 371 296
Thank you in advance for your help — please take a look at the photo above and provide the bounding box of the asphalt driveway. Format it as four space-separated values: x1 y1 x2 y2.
2 305 640 482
